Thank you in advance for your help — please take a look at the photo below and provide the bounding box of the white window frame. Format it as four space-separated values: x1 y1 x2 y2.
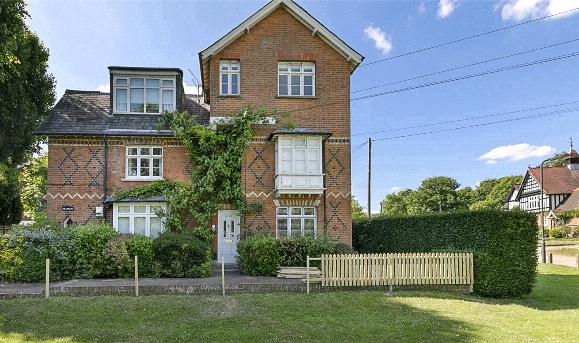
113 202 167 238
125 146 163 180
278 62 315 96
219 60 240 95
276 136 322 175
113 76 175 114
276 207 316 238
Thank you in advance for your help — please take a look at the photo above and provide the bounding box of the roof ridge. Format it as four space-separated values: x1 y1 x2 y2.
65 89 108 95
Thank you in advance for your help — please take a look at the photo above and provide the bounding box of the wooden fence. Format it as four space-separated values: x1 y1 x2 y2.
307 253 473 293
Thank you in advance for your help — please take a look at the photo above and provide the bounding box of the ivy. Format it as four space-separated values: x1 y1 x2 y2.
113 106 288 242
557 210 579 220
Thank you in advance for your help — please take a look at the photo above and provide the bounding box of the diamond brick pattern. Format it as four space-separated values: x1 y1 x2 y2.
246 212 272 234
248 147 270 187
328 200 347 238
326 148 345 187
58 148 79 186
83 148 104 187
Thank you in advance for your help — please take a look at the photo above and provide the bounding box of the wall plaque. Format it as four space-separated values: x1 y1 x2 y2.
62 205 74 211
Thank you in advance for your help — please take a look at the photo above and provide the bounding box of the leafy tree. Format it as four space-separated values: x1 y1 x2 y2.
470 175 522 210
19 153 47 220
409 176 462 213
351 197 366 218
0 0 55 166
0 163 23 226
381 189 414 216
543 151 569 167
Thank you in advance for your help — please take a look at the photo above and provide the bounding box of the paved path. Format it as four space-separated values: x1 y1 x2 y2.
538 244 579 268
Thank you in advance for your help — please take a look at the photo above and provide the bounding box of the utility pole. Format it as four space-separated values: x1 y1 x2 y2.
367 137 371 218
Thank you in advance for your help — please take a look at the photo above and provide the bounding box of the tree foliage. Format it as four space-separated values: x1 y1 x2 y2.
0 163 23 226
381 175 523 215
0 0 55 166
351 196 366 218
19 153 47 220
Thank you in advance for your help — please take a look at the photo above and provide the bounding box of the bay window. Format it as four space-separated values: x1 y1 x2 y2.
113 202 166 237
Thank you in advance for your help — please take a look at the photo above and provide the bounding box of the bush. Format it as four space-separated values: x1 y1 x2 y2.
549 229 564 238
277 236 336 268
353 210 538 298
153 231 211 278
0 228 79 282
237 235 279 276
126 235 158 278
71 223 117 278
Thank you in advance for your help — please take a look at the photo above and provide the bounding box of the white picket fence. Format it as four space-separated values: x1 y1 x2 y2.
306 253 474 293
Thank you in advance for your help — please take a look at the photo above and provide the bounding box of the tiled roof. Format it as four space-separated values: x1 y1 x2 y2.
527 166 579 195
35 90 210 136
35 90 110 135
554 189 579 212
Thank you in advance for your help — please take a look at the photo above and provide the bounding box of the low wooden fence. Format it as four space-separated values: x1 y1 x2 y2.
307 253 473 293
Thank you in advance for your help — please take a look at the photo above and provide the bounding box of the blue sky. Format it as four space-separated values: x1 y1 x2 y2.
26 0 579 213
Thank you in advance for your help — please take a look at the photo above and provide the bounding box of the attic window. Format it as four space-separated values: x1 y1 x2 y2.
114 77 175 114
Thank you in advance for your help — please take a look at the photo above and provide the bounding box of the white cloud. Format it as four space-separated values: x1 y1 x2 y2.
364 25 393 55
438 0 458 18
183 81 202 95
96 83 110 93
390 186 402 192
477 143 556 163
501 0 579 21
418 2 427 14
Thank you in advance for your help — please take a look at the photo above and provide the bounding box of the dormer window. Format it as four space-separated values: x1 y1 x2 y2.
114 77 175 114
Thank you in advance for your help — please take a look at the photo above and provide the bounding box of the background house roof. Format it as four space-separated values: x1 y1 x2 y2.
527 166 579 195
554 189 579 212
35 91 209 136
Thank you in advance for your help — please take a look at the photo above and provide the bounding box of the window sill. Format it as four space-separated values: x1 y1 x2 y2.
113 112 163 116
121 177 164 182
217 94 241 98
276 96 318 100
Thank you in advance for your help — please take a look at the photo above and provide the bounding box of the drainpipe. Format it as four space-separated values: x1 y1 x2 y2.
322 136 329 236
102 134 108 220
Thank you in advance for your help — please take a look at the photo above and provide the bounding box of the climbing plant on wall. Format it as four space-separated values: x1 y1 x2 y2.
114 106 288 241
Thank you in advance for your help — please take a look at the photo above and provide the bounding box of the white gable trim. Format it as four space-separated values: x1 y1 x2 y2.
199 0 363 71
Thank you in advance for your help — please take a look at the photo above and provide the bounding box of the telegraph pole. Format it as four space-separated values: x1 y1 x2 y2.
367 137 371 218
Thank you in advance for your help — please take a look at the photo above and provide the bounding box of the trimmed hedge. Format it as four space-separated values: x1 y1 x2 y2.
153 231 212 278
237 235 348 276
352 209 538 297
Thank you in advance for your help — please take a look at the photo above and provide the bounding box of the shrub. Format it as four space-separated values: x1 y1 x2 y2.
0 228 79 282
153 231 211 278
353 210 538 298
102 235 132 278
126 235 158 278
237 235 279 276
71 223 117 278
549 229 564 238
277 236 336 268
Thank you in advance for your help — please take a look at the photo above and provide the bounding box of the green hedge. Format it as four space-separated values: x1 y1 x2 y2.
153 231 212 278
237 235 349 276
352 209 538 297
71 223 118 278
0 228 79 282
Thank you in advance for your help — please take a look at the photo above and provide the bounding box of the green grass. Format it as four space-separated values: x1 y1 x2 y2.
551 248 579 257
1 264 578 343
544 238 579 246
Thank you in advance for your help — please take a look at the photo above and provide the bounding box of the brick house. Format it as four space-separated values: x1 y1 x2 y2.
35 0 363 262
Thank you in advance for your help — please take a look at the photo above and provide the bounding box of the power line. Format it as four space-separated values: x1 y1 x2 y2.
352 38 579 94
367 107 579 142
289 51 579 114
351 51 579 102
352 100 579 137
359 7 579 67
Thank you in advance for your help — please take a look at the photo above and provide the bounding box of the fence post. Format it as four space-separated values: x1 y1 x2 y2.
576 254 579 268
306 255 310 294
548 253 553 264
45 258 50 299
134 255 139 297
222 256 225 296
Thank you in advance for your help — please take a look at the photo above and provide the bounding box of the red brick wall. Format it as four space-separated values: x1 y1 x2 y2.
207 7 353 244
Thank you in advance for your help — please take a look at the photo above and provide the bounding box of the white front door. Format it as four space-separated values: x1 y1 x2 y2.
217 210 240 264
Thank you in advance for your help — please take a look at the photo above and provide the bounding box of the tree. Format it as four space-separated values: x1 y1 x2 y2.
351 197 366 219
19 153 47 220
544 151 569 167
409 176 462 213
470 175 523 210
381 189 414 216
0 163 23 226
0 0 55 166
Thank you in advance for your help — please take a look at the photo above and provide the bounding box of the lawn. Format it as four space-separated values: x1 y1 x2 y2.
550 248 579 257
0 264 577 343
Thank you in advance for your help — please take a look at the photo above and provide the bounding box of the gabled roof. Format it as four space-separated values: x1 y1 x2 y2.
525 166 579 195
199 0 364 95
35 90 209 137
554 189 579 212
